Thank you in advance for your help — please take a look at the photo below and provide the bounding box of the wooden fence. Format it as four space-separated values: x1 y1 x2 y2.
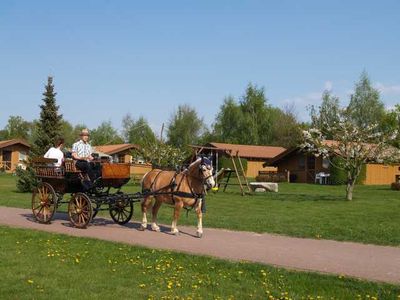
256 170 289 183
0 160 12 171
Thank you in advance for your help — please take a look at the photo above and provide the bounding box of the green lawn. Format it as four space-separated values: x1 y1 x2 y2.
1 173 400 246
1 226 399 299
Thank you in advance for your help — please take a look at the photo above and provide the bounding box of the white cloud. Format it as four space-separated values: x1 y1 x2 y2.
324 81 333 91
374 82 400 95
279 80 400 122
280 82 334 121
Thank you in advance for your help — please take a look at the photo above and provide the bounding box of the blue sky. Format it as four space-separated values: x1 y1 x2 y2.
1 0 399 134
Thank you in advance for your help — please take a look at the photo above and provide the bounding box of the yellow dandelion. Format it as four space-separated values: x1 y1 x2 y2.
139 283 146 288
27 279 33 284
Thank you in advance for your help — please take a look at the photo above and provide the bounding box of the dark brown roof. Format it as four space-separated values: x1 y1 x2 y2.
0 139 30 149
206 142 286 159
93 144 139 155
263 147 300 166
264 140 341 166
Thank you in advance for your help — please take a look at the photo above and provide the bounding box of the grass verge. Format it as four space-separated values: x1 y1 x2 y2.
1 226 399 299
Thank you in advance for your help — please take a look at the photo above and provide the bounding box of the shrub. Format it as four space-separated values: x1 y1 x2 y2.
329 156 366 185
132 141 189 170
15 166 38 192
218 156 247 177
391 182 400 190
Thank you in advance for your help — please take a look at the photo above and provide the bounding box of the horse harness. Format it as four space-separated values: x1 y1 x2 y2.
143 168 206 211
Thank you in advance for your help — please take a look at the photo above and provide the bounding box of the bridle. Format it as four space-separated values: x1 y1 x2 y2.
197 157 214 188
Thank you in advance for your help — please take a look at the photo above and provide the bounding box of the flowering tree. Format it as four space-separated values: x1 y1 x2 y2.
133 140 189 170
301 111 399 200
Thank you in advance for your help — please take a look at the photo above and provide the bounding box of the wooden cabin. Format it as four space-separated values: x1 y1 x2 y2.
93 143 151 178
0 139 30 173
265 147 400 185
202 142 286 178
93 144 139 164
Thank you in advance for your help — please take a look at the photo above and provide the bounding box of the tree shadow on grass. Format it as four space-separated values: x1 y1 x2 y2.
212 190 346 202
260 193 345 202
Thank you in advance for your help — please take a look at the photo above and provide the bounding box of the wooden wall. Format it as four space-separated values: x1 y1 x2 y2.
273 152 328 183
364 164 400 185
246 161 277 178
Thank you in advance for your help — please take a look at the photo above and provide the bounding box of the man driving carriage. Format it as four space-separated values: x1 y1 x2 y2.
72 128 100 189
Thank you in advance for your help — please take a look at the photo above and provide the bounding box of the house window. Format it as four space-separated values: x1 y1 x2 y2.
307 155 315 170
298 156 305 171
118 154 125 163
322 158 330 169
19 151 27 161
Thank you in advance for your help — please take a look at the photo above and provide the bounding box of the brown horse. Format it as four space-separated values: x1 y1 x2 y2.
140 157 215 237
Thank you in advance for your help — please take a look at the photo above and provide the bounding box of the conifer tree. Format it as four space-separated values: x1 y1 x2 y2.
31 76 63 156
16 76 63 192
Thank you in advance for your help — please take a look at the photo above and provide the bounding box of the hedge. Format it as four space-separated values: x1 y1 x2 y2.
218 156 247 177
329 156 366 185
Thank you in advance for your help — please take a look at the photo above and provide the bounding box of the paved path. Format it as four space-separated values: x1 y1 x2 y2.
1 206 399 285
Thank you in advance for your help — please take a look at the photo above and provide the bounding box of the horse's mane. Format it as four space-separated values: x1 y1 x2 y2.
188 158 201 169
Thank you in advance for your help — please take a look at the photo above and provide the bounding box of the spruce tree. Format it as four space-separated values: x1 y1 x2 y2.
31 76 63 156
16 76 63 192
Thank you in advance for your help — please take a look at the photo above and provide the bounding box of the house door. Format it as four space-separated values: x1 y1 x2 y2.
2 151 12 170
306 155 316 183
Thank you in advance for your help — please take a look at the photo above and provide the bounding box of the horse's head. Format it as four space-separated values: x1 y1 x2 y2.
198 157 215 189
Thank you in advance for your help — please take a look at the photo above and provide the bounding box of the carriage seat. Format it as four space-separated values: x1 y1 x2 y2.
31 157 65 178
64 159 82 173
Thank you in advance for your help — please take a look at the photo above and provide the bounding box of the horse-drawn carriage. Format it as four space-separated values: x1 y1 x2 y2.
31 156 216 237
31 158 142 228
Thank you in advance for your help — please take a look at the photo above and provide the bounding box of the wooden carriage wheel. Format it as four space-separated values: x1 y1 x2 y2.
109 196 133 225
32 182 57 223
68 193 93 228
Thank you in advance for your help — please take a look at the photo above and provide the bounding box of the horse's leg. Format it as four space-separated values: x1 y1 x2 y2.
171 201 183 235
195 199 203 238
151 198 162 232
139 196 152 230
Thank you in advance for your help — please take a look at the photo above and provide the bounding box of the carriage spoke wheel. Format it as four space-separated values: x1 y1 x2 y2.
32 182 57 224
68 193 93 228
109 197 133 225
